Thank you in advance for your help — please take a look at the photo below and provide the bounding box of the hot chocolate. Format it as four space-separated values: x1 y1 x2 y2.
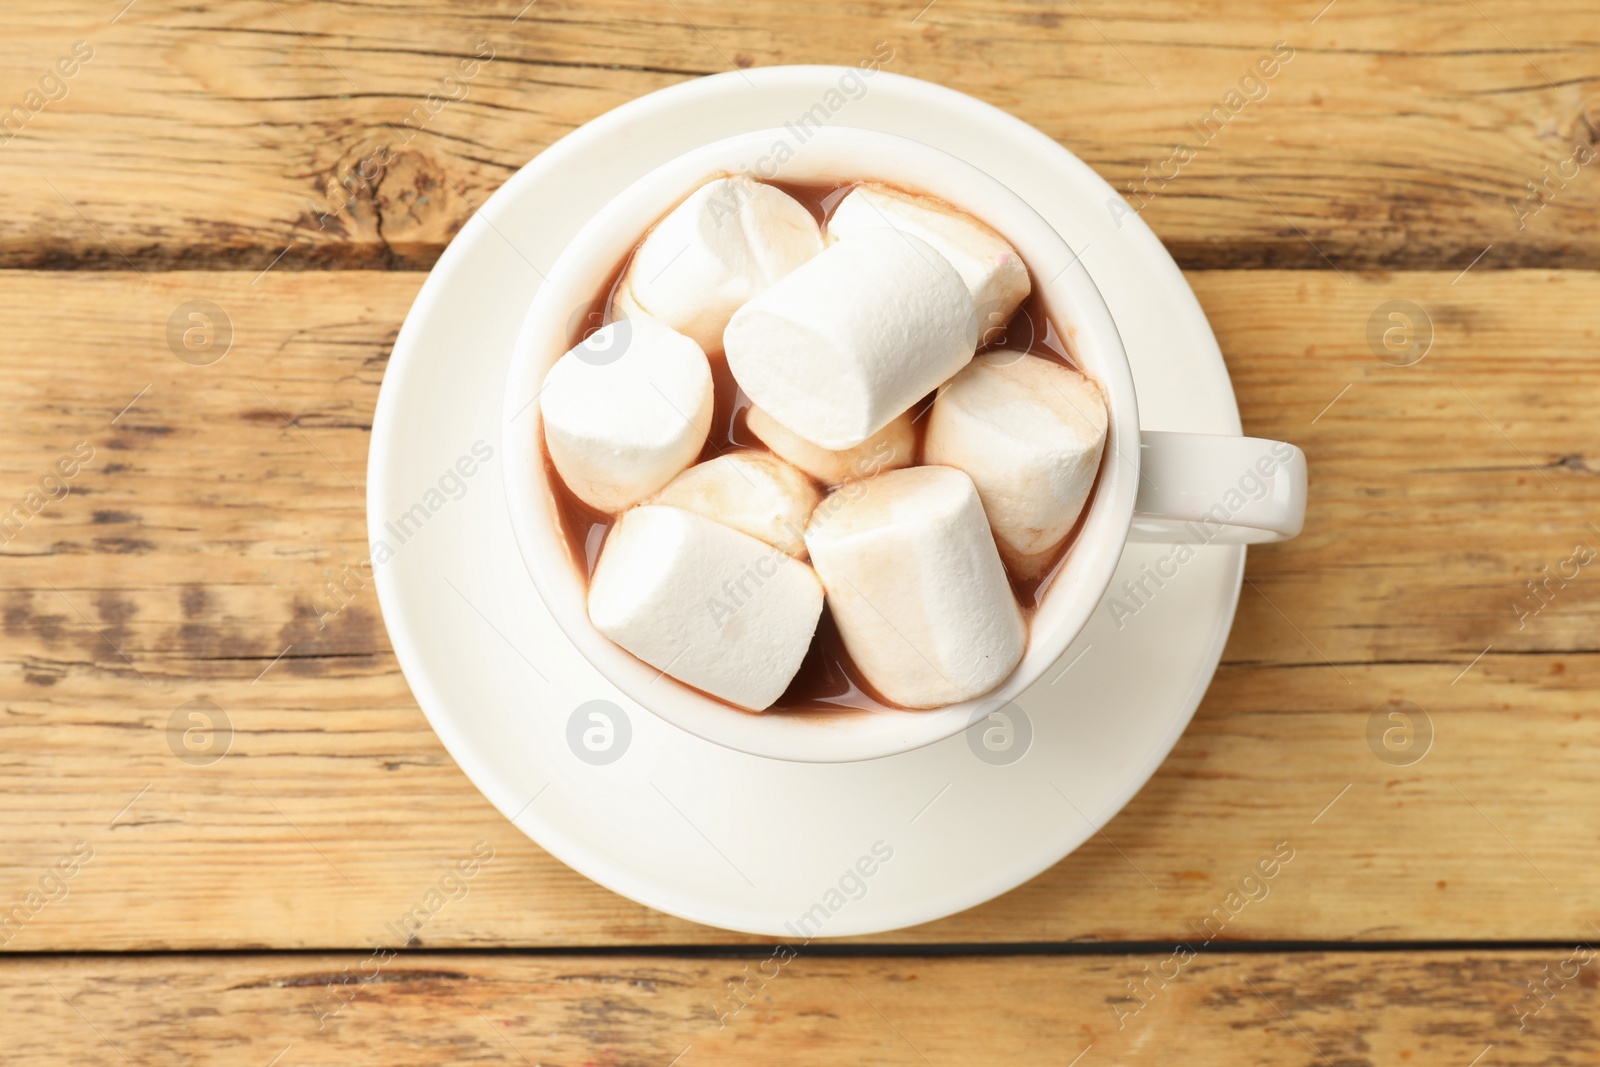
539 177 1108 712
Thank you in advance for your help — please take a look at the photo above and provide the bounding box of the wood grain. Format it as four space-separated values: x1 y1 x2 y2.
7 1 1597 1058
0 269 1596 949
1 1 1598 271
7 949 1597 1064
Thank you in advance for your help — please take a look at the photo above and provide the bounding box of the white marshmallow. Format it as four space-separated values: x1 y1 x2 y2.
924 352 1108 576
827 183 1032 338
649 450 821 559
804 466 1025 709
617 176 823 353
725 228 978 450
540 318 713 513
589 505 824 711
746 405 915 487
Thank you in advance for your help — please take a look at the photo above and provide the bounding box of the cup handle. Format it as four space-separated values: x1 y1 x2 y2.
1127 431 1307 545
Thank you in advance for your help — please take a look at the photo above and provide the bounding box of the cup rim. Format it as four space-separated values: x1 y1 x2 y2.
501 125 1140 763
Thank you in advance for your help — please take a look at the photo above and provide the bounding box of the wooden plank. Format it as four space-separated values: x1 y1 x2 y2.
0 269 1596 949
6 950 1593 1064
1209 267 1600 665
2 269 1590 666
2 1 1599 270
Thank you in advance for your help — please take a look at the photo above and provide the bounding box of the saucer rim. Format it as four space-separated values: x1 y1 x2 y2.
367 65 1246 937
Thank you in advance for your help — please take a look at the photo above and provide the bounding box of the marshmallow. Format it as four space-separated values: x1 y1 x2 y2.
616 176 823 353
827 183 1031 338
725 228 978 450
589 505 825 711
540 318 713 513
924 352 1108 575
649 450 821 559
746 404 916 487
804 466 1025 709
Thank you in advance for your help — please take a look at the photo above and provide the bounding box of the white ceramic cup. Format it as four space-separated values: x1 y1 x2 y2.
503 126 1306 764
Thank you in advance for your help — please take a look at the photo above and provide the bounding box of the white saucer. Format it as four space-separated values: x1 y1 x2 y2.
369 67 1245 937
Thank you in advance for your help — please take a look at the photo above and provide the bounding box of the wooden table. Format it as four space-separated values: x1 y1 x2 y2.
3 1 1598 1063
